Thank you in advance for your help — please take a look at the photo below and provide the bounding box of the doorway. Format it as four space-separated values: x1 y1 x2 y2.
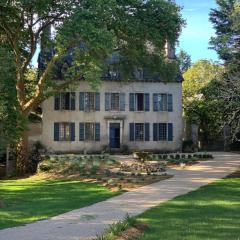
109 123 121 148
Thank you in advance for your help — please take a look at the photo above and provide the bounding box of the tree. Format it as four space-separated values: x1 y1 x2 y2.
177 49 192 73
210 0 240 68
183 60 224 143
210 0 240 141
0 0 184 173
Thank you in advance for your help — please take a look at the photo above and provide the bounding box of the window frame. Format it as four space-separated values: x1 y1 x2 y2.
59 122 71 141
84 122 96 141
153 93 173 112
135 123 145 141
84 92 96 112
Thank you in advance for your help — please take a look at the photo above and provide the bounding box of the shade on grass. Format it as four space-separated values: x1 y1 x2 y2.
137 177 240 240
0 177 118 229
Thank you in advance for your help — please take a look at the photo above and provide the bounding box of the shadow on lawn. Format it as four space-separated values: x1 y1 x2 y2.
0 179 118 229
137 178 240 240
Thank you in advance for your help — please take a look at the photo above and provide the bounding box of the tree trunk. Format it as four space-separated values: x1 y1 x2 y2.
16 129 30 174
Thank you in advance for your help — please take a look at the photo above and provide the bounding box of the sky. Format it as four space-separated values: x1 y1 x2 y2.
176 0 219 62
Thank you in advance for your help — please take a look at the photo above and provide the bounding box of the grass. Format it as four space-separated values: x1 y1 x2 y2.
0 175 119 229
137 175 240 240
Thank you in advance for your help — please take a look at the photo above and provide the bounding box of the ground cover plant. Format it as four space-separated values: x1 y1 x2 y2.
0 175 119 229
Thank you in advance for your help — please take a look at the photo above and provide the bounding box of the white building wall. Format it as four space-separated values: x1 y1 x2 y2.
41 81 183 153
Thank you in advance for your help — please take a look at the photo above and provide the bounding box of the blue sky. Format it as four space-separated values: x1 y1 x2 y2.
176 0 219 62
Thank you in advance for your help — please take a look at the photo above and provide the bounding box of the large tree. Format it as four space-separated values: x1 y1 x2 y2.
0 0 184 173
210 0 240 142
210 0 240 68
183 60 224 143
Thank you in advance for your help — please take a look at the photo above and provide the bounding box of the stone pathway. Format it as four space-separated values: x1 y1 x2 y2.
0 152 239 240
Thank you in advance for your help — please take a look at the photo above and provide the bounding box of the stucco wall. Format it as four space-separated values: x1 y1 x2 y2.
41 81 183 153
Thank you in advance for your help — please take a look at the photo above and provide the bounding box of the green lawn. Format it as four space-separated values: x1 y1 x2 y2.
0 176 119 229
137 176 240 240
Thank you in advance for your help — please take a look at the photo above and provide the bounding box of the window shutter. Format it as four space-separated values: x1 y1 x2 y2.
70 92 76 110
79 92 85 111
54 122 60 141
167 94 173 112
144 123 150 141
120 93 125 111
129 123 135 141
95 122 100 141
95 93 100 111
144 93 150 111
168 123 173 141
54 94 60 110
70 122 75 141
79 123 85 141
153 94 158 112
129 93 135 111
105 93 111 111
153 123 158 141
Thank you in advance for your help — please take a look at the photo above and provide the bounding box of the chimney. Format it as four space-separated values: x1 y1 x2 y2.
165 40 175 59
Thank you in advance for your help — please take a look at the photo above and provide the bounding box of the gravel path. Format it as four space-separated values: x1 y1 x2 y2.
0 152 239 240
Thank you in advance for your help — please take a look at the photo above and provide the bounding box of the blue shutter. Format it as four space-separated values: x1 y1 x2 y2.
70 92 76 110
120 93 125 111
54 122 60 141
129 123 135 141
168 94 173 112
54 94 60 110
95 93 100 111
168 123 173 141
129 93 135 111
145 123 150 141
95 122 100 141
105 93 111 111
153 94 158 112
70 122 75 141
79 92 85 111
153 123 158 141
144 93 150 111
79 123 85 141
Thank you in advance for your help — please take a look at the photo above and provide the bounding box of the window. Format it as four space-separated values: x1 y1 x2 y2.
129 93 149 111
159 123 167 140
54 122 75 141
79 122 100 141
129 123 150 141
85 123 95 141
54 92 75 111
135 123 145 141
79 92 100 111
105 93 125 111
85 92 95 111
153 123 173 141
60 122 71 141
153 93 173 112
136 93 144 111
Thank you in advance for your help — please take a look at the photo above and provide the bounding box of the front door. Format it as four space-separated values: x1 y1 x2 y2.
109 123 120 148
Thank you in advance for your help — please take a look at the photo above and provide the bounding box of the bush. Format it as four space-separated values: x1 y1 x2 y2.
175 154 180 159
182 140 195 153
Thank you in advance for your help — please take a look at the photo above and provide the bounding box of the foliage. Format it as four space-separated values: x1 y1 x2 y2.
209 0 240 141
37 155 118 174
0 176 119 229
0 0 184 172
177 49 192 73
97 214 138 240
137 176 240 240
183 60 224 141
210 0 240 68
0 46 22 153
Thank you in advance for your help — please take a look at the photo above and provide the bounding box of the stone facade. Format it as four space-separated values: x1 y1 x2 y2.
40 80 183 153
